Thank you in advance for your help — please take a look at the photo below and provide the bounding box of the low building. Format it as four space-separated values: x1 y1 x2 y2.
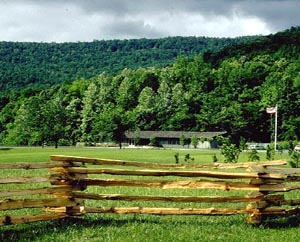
124 130 227 149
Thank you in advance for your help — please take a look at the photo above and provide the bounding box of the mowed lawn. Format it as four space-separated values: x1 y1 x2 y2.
1 147 300 242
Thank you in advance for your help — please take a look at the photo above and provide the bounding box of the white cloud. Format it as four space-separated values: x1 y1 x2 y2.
144 11 271 38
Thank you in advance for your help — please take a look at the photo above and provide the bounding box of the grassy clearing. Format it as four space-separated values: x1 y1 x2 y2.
1 147 299 242
0 146 222 163
0 146 287 163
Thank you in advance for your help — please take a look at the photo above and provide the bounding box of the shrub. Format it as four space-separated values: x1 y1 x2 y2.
149 136 157 146
212 154 218 163
217 136 240 163
239 136 247 150
221 143 240 163
266 144 275 160
179 135 186 147
191 135 199 148
248 149 260 162
184 153 194 163
289 151 300 168
174 152 179 164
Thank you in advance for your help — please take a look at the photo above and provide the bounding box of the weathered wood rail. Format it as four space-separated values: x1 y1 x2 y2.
0 161 75 225
1 155 300 226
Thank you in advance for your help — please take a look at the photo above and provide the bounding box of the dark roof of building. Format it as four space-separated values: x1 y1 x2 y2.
125 131 227 139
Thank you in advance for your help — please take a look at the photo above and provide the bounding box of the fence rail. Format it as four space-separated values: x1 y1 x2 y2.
1 155 300 226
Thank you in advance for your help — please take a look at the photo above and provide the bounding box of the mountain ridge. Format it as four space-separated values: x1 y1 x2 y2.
0 35 261 93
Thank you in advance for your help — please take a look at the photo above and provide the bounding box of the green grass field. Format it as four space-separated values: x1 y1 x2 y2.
1 147 300 242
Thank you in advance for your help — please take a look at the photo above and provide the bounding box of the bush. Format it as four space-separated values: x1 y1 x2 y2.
289 151 300 168
58 139 72 146
248 149 260 162
174 153 195 164
278 140 291 150
149 136 157 146
179 135 186 147
174 152 179 164
221 143 240 163
191 135 199 148
184 153 194 163
239 136 247 150
212 154 218 163
266 144 275 160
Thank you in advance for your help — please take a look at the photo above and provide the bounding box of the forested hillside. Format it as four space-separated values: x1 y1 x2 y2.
0 36 259 93
0 27 300 147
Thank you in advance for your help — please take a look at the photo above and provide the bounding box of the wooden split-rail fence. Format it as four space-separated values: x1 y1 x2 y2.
1 155 300 226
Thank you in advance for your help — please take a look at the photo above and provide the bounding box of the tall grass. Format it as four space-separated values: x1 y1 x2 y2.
1 147 297 242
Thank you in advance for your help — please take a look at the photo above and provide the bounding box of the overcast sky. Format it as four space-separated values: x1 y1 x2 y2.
1 0 299 42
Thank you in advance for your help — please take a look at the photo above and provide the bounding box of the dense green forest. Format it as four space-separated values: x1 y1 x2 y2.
0 36 260 93
0 27 300 147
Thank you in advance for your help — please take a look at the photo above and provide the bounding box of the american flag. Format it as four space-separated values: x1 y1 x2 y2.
266 106 277 114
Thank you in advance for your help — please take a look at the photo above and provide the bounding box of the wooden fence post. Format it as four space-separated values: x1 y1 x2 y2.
246 178 271 225
50 159 87 216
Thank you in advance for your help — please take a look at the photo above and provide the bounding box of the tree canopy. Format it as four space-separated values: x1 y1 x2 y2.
0 36 260 93
1 27 300 147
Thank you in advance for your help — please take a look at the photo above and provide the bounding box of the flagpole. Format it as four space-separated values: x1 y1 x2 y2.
266 105 278 151
274 105 278 151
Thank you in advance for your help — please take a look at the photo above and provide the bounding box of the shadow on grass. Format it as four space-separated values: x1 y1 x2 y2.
260 215 300 229
0 147 12 151
0 217 88 242
1 215 300 241
0 216 149 242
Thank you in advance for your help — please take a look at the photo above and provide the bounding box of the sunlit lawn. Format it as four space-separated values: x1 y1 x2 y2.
0 146 288 163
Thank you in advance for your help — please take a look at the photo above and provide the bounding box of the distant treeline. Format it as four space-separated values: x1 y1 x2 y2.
0 27 300 147
0 35 259 93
